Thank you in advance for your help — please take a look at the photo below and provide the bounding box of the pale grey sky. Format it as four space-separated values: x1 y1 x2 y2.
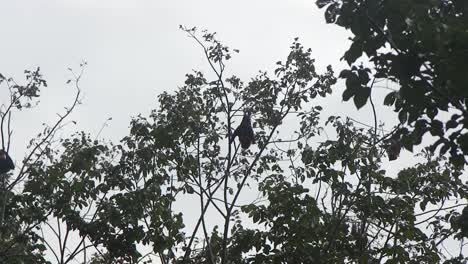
0 0 357 146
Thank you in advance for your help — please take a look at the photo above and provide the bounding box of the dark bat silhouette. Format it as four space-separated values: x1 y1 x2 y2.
0 150 14 174
230 111 254 149
387 139 401 161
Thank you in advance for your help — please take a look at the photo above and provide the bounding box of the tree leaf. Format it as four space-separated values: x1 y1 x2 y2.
353 87 370 109
384 91 397 106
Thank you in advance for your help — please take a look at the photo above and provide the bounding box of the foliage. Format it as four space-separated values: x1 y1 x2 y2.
0 65 82 263
316 0 468 166
239 118 466 263
0 68 49 263
1 26 468 264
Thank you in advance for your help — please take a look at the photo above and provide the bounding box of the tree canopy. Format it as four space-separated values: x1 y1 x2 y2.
0 2 468 263
316 0 468 166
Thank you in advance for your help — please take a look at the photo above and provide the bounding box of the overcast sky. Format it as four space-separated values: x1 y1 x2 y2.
0 0 357 145
1 0 425 261
0 0 408 184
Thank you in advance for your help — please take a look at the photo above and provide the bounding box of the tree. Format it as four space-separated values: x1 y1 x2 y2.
0 65 83 263
316 0 468 166
3 26 468 263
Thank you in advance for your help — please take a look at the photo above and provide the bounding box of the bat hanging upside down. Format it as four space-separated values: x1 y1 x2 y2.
230 111 255 149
